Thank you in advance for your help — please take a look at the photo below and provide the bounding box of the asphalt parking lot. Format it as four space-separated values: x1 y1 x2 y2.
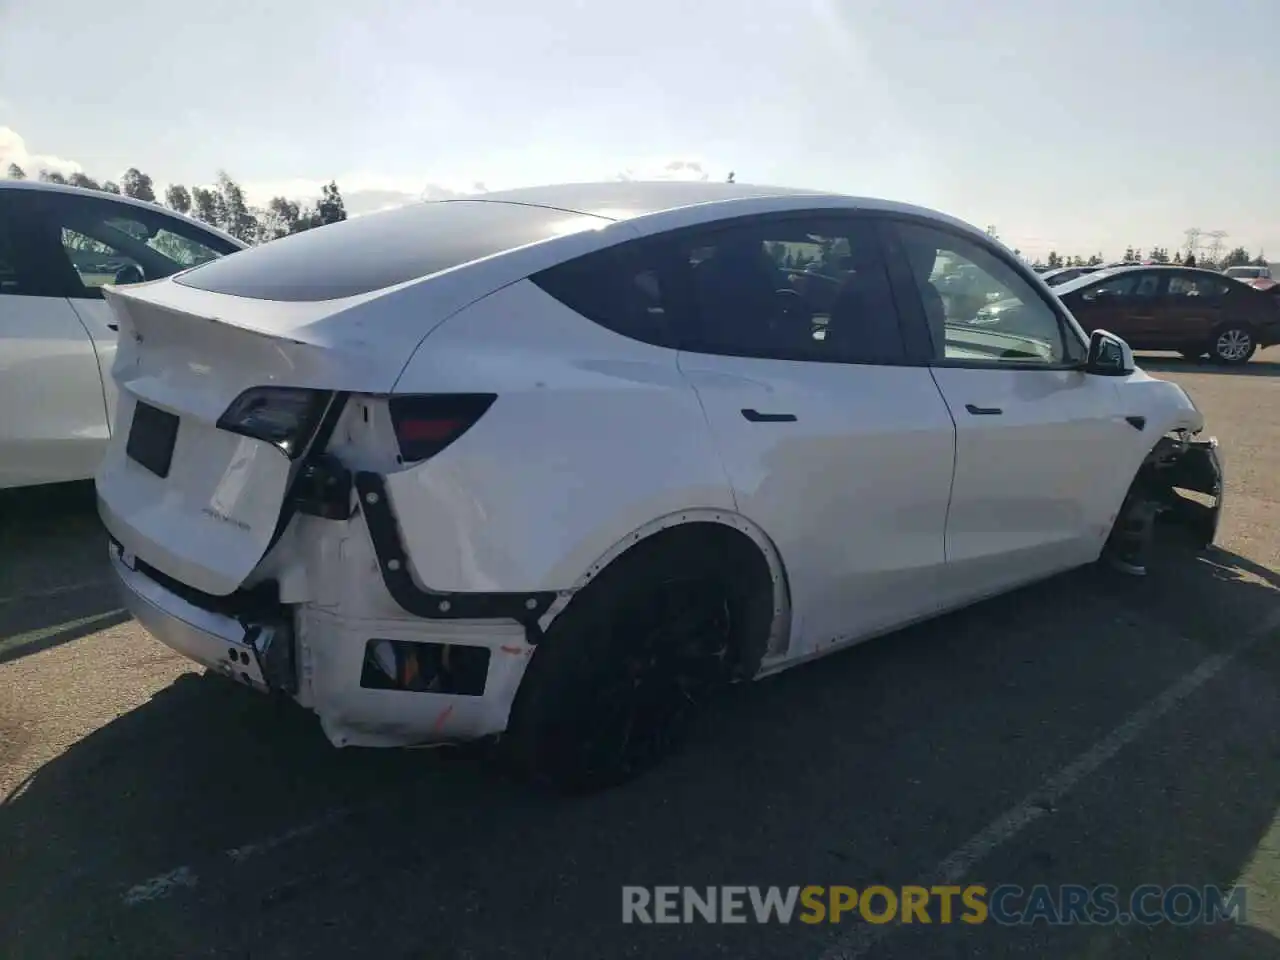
2 355 1279 960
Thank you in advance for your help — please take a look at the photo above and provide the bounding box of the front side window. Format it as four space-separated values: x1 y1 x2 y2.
1132 272 1162 297
46 194 240 298
61 227 145 291
671 215 906 364
1080 273 1139 300
106 216 223 269
1079 272 1161 300
892 220 1081 366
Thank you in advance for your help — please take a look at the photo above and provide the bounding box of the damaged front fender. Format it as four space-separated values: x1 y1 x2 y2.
1105 433 1224 574
1159 435 1224 548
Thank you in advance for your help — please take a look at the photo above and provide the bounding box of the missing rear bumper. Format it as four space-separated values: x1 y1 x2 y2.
110 542 297 694
353 471 557 632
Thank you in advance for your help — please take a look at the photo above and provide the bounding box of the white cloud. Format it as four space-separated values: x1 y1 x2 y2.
0 133 727 217
239 175 492 217
616 158 719 182
0 127 82 178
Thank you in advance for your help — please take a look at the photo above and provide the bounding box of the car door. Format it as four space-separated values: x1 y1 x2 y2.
1107 270 1167 346
1062 271 1153 344
1158 272 1225 350
665 212 957 656
37 191 241 434
0 191 113 489
881 217 1137 606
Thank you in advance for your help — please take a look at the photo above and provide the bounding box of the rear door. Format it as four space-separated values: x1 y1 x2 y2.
881 216 1136 605
663 212 957 655
1157 271 1226 349
0 190 112 488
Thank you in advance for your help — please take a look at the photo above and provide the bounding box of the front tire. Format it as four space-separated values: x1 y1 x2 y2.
1210 324 1256 365
502 531 770 793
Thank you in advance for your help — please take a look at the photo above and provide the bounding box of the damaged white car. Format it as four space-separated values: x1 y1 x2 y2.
95 182 1223 791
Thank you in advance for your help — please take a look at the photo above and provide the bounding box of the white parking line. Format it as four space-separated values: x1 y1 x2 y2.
122 866 198 906
819 603 1280 960
0 609 127 659
225 808 349 864
121 808 350 906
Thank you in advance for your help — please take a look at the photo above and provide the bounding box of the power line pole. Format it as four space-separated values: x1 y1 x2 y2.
1206 230 1228 264
1183 227 1202 260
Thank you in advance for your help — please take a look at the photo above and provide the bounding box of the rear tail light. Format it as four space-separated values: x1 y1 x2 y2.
217 387 330 458
387 393 496 463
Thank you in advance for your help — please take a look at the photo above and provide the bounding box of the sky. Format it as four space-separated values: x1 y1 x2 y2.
1 0 1277 262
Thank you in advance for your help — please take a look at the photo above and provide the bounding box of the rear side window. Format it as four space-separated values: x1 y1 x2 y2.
175 200 611 302
673 214 906 364
531 241 678 348
1168 274 1229 298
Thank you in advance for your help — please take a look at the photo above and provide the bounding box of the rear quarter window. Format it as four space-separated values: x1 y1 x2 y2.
174 200 610 302
531 242 678 348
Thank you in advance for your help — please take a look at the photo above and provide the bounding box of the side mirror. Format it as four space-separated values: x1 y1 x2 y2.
1085 329 1135 376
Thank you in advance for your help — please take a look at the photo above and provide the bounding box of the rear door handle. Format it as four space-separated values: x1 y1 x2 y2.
964 404 1003 416
107 322 118 331
741 409 797 423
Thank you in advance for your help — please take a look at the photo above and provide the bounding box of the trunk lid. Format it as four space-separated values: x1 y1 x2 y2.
95 280 427 596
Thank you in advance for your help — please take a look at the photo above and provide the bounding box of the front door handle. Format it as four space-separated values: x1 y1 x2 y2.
964 404 1003 416
107 322 119 331
741 409 797 423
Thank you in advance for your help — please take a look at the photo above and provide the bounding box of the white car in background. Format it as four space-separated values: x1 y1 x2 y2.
1224 265 1272 282
0 180 245 490
95 182 1224 792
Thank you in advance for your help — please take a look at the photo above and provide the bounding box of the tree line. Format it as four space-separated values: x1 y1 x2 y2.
1038 245 1269 272
4 162 346 244
983 227 1270 272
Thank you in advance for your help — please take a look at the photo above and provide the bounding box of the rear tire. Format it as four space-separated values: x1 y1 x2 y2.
1210 324 1256 365
502 528 773 793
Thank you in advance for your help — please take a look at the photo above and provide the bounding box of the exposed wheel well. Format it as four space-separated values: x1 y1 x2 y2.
550 520 788 679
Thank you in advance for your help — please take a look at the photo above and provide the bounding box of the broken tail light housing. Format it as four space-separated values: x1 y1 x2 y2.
387 393 496 463
217 387 331 458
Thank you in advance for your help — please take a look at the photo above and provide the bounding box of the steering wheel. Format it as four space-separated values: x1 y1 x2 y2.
113 263 145 285
774 287 813 325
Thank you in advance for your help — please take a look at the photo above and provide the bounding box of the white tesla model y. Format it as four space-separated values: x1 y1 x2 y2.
95 182 1223 790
